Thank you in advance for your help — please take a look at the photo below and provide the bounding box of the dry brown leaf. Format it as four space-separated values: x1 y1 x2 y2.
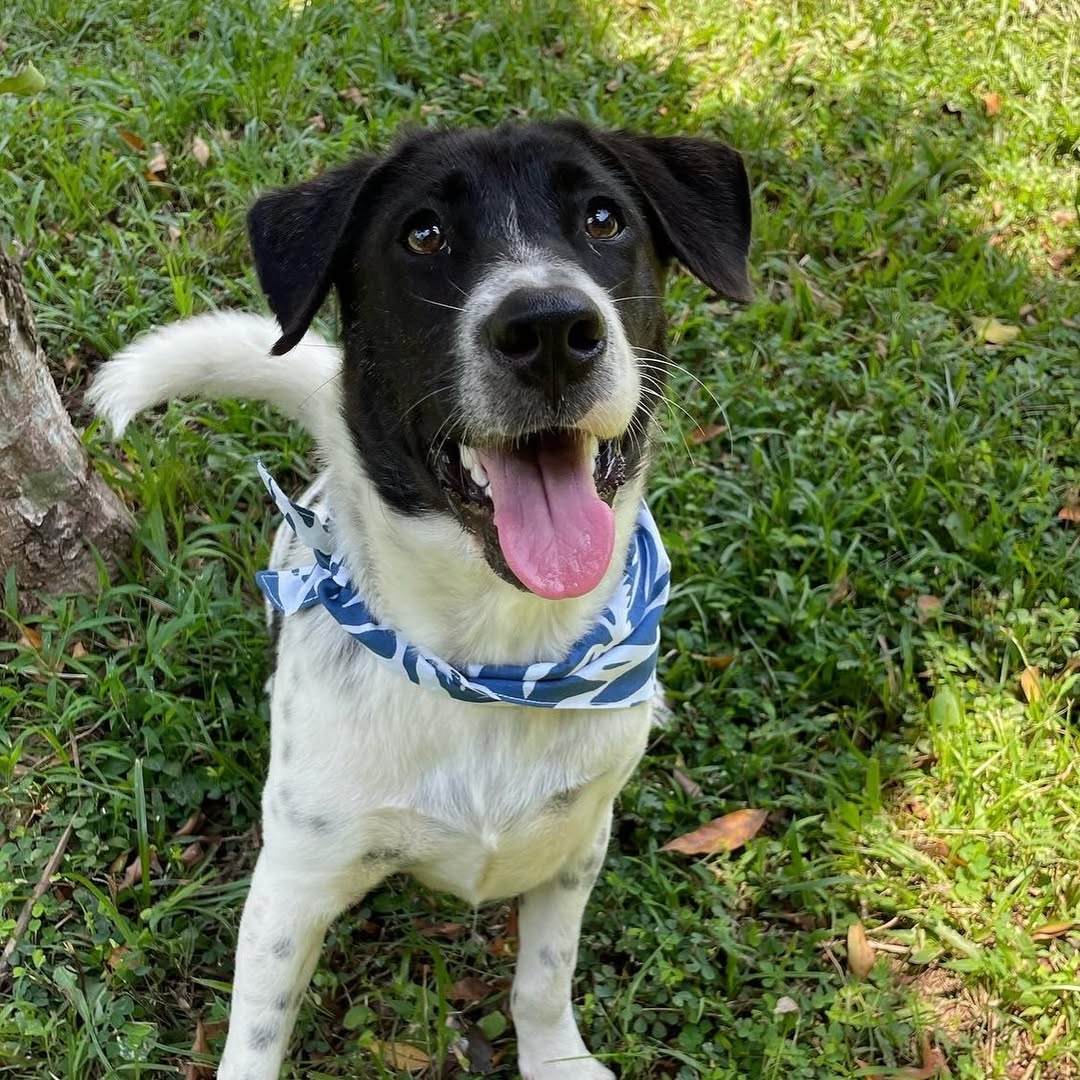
180 840 205 867
1020 665 1041 703
688 422 727 444
117 128 146 152
916 594 943 619
145 143 168 179
970 316 1020 345
981 91 1002 116
183 1018 213 1080
307 113 326 131
175 809 206 837
847 921 876 980
18 625 43 650
371 1041 431 1072
191 135 210 167
672 768 703 799
460 72 486 88
829 574 853 607
167 224 182 243
420 103 444 116
1031 919 1077 941
339 86 369 107
1051 209 1078 227
106 944 129 971
605 78 620 93
1048 247 1076 271
1059 506 1080 523
660 807 767 855
415 919 466 939
448 976 496 1003
691 652 736 670
70 640 87 659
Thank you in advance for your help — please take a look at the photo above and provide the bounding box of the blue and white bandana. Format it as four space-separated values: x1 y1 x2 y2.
255 464 670 709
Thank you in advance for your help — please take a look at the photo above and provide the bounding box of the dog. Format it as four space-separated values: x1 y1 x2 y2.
89 119 750 1079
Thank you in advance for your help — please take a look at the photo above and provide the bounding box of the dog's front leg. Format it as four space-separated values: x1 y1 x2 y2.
217 847 380 1079
513 808 615 1080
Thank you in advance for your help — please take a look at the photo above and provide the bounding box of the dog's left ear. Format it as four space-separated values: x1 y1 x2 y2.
248 154 383 355
587 128 753 302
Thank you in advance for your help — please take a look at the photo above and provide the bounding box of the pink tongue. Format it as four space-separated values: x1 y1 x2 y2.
476 440 615 600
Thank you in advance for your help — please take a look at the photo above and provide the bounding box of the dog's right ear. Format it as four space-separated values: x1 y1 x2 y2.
248 155 382 355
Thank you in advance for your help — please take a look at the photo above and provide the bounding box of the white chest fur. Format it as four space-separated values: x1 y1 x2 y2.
265 607 652 907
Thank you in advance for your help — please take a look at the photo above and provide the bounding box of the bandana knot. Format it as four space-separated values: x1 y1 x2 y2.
255 464 670 709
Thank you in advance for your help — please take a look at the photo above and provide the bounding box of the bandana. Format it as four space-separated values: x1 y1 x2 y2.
255 463 670 709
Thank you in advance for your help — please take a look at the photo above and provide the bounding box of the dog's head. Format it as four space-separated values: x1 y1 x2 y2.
248 121 750 600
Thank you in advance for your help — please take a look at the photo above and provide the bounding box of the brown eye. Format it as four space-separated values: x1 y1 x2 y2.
584 201 622 240
404 215 448 255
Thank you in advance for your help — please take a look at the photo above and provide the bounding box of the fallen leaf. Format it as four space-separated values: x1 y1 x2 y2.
1031 920 1077 941
460 72 486 89
829 574 853 607
1059 506 1080 523
691 652 736 669
1020 665 1041 703
773 995 799 1016
657 103 669 116
876 1036 946 1079
420 103 443 116
370 1041 431 1072
916 836 951 861
18 625 43 650
0 63 47 97
688 422 727 444
307 113 326 131
180 840 205 867
1048 247 1075 271
605 78 620 93
449 976 496 1004
1051 209 1078 227
183 1018 212 1080
660 807 768 855
191 135 210 166
175 809 206 837
339 86 369 107
70 640 87 659
1063 316 1080 330
168 224 182 242
672 768 702 799
970 316 1020 345
981 91 1002 116
847 921 876 980
991 199 1005 218
415 919 466 940
843 28 871 51
106 944 129 971
117 128 146 152
916 594 943 619
145 143 168 179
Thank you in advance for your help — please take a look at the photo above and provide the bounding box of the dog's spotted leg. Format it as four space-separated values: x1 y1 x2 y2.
217 846 383 1080
513 808 615 1080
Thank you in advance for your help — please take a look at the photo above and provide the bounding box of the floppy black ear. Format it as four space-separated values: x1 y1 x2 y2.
592 129 752 302
247 154 382 355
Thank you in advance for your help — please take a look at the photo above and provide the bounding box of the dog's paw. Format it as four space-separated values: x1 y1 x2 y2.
520 1055 615 1080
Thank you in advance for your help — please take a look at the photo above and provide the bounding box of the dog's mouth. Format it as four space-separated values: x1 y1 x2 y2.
434 430 628 600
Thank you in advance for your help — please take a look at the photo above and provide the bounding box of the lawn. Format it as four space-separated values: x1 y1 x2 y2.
1 0 1079 1077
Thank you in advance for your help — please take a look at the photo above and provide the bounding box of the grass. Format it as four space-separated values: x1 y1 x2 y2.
1 0 1079 1076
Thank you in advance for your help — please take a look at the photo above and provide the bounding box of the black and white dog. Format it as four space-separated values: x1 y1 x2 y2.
89 120 750 1079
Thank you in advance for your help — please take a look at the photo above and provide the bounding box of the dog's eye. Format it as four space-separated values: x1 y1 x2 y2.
404 214 448 255
584 201 623 241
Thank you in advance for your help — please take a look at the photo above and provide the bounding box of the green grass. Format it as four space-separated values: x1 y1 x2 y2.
1 0 1079 1076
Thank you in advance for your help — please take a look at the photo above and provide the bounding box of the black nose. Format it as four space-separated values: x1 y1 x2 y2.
486 287 607 404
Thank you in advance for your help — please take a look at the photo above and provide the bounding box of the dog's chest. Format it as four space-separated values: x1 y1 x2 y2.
267 615 651 905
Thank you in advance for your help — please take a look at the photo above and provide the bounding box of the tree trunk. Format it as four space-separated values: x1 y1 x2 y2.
0 251 132 609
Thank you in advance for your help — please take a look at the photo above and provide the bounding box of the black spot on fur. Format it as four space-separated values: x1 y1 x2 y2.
538 945 559 969
273 992 290 1011
271 936 295 960
249 1022 279 1051
557 870 581 890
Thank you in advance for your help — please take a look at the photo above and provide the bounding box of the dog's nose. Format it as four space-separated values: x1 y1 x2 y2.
486 287 606 403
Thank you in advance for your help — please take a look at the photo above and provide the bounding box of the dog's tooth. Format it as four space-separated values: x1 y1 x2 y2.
460 444 477 471
469 462 489 489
